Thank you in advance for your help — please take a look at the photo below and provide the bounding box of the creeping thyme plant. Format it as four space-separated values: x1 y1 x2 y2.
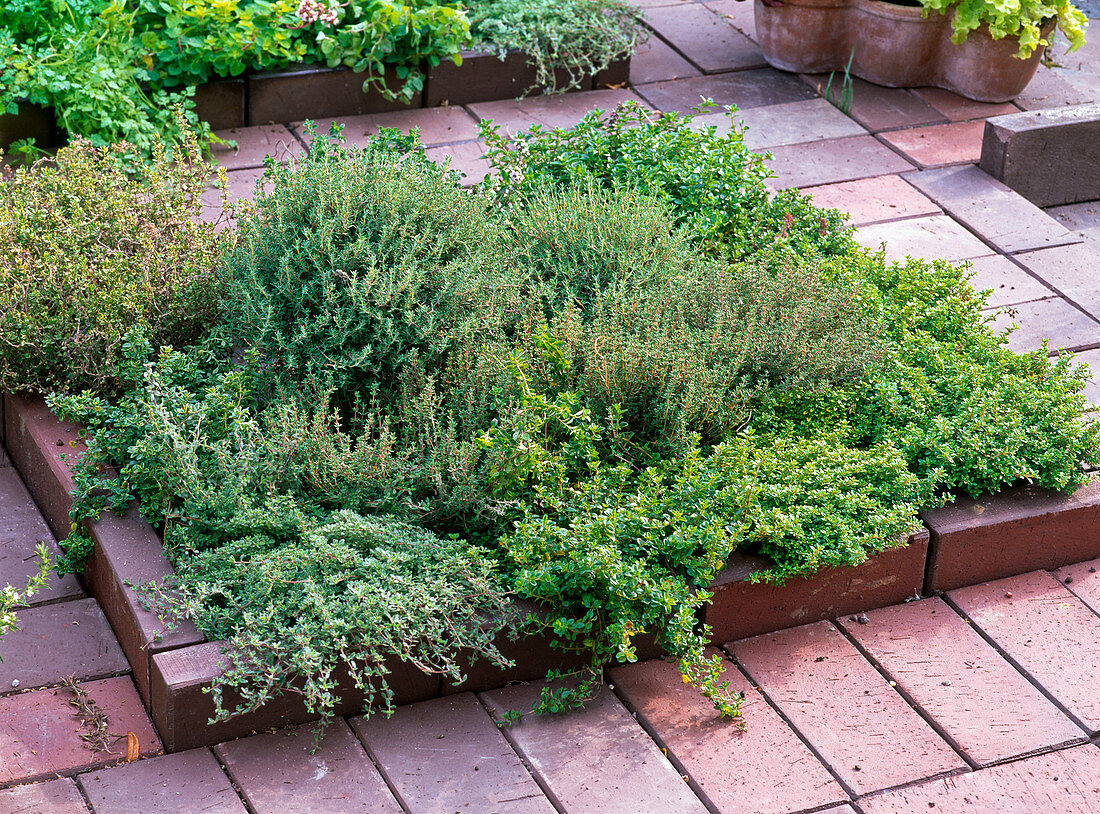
5 103 1097 725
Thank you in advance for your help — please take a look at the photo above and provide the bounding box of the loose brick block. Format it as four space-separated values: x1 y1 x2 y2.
424 141 493 185
731 622 965 794
468 88 645 132
802 174 941 226
79 749 245 814
1054 557 1100 615
216 719 401 813
0 778 87 814
950 570 1100 733
980 103 1100 207
210 125 304 170
803 78 946 133
0 467 82 606
922 481 1100 592
150 641 439 752
855 214 990 262
763 135 914 189
636 69 817 114
0 598 128 691
692 98 865 150
0 677 160 785
630 36 702 85
860 744 1100 813
4 393 83 543
842 597 1083 765
292 106 480 149
643 4 765 74
985 296 1100 354
192 79 246 130
911 87 1017 122
703 530 928 644
966 254 1055 308
249 66 419 123
879 120 987 168
480 681 707 812
610 653 849 813
1014 243 1100 320
905 164 1081 253
352 693 552 813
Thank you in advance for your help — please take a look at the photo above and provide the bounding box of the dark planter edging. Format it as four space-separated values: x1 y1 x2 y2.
7 393 1100 750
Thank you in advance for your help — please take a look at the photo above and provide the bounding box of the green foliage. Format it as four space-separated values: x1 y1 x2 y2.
480 100 853 262
919 0 1088 57
0 0 206 152
467 0 645 93
0 126 225 396
0 543 52 658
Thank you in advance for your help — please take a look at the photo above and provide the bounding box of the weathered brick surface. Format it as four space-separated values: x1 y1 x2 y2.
705 0 756 41
1013 243 1100 319
922 482 1100 591
859 744 1100 813
949 571 1100 733
905 165 1082 253
695 98 865 150
763 135 914 189
980 103 1100 206
842 597 1083 765
802 77 945 132
480 681 708 812
0 778 88 814
966 254 1055 308
210 125 304 170
468 89 644 132
0 598 128 691
855 214 990 262
879 120 986 168
704 531 928 644
216 720 402 813
636 69 817 114
1053 557 1100 615
352 693 552 813
731 622 965 795
0 677 161 785
79 749 245 814
0 466 82 606
985 296 1100 353
643 4 765 74
910 87 1017 122
802 174 941 226
610 653 849 813
1015 66 1098 110
292 106 480 148
629 35 701 85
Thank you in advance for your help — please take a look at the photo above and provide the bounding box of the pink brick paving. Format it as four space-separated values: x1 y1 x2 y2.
4 3 1100 809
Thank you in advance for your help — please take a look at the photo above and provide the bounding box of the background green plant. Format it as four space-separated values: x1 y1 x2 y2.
919 0 1088 57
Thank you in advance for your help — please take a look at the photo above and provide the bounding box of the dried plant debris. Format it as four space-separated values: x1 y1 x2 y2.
60 674 128 755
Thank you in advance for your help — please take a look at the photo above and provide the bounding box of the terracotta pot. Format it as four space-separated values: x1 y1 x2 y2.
755 0 1053 102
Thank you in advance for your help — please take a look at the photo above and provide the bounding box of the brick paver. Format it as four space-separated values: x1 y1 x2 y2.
425 141 492 185
629 35 701 84
950 571 1100 732
216 719 401 814
643 4 765 74
696 98 866 150
1054 557 1100 615
763 135 914 189
854 215 990 262
879 120 987 168
807 78 946 132
468 88 644 131
1016 65 1098 110
0 598 128 691
79 749 245 814
905 165 1082 254
1014 243 1100 319
985 297 1100 354
481 682 708 812
0 677 161 785
635 69 817 114
910 87 1017 122
802 174 941 226
611 653 849 814
966 254 1056 307
351 693 552 813
291 106 481 148
859 744 1100 813
1048 199 1100 250
0 778 88 814
705 0 756 41
731 622 965 795
841 597 1084 766
210 125 304 170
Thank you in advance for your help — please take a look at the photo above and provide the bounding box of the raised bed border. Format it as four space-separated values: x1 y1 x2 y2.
6 392 1100 750
0 52 631 150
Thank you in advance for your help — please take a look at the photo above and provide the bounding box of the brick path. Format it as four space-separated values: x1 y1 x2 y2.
6 3 1100 811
